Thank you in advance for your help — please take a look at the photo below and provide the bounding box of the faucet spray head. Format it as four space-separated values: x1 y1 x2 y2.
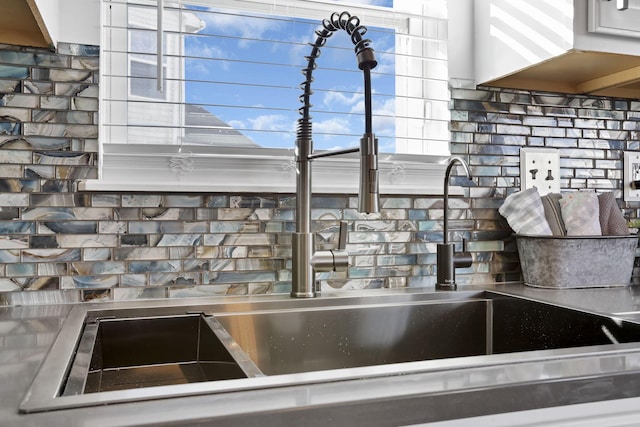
357 47 377 71
358 52 379 215
359 132 379 214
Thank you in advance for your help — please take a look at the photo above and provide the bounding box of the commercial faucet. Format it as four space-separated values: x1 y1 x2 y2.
291 11 380 298
436 157 473 289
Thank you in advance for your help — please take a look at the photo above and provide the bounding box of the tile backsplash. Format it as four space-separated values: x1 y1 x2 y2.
0 42 638 305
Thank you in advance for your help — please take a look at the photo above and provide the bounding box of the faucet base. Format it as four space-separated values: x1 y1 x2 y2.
291 290 317 298
436 243 457 289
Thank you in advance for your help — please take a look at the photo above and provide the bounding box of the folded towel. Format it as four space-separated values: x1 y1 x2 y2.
540 192 566 236
559 191 602 236
499 187 553 235
598 192 629 236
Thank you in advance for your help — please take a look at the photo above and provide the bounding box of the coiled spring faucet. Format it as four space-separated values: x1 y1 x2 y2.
292 11 380 298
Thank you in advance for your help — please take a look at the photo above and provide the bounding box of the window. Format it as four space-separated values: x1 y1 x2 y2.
83 0 450 193
130 59 166 100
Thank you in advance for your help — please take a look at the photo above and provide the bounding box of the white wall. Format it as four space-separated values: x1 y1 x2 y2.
33 0 60 45
447 0 474 85
34 0 100 46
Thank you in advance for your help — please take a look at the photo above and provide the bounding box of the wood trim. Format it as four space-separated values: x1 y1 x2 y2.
25 0 54 47
577 65 640 94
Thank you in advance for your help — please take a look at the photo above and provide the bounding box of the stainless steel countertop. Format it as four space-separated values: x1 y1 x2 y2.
5 283 640 426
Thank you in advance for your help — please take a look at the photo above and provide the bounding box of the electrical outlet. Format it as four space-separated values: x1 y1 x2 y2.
520 147 560 195
624 151 640 201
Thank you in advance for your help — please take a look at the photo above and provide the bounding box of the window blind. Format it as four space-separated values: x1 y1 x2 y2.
89 0 450 192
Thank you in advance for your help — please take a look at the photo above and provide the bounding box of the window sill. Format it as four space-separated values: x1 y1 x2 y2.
79 145 453 195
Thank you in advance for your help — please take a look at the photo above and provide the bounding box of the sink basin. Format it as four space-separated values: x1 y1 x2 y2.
215 294 640 375
216 299 489 375
62 314 257 396
19 290 640 413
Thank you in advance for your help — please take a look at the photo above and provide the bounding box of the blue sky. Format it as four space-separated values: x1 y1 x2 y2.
183 0 396 152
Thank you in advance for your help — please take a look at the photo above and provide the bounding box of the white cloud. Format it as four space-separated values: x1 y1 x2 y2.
317 86 395 139
350 98 365 115
184 40 231 75
227 119 245 129
372 45 395 77
199 10 283 48
185 41 225 59
313 117 352 135
374 98 395 119
247 114 291 132
323 90 363 109
378 139 396 153
373 98 395 136
229 114 296 134
227 114 296 148
188 61 210 77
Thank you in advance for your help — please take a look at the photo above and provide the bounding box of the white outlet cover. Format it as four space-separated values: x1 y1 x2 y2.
624 151 640 202
520 147 561 195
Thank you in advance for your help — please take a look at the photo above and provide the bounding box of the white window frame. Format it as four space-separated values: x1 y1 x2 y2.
81 0 451 194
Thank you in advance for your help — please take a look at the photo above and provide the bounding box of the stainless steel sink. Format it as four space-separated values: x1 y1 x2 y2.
215 299 490 375
19 290 640 413
62 314 259 396
215 295 640 375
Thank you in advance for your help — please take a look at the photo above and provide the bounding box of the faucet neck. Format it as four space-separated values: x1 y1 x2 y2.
297 11 377 143
443 157 472 244
438 156 473 289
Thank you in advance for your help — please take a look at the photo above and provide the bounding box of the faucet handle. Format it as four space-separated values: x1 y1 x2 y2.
338 220 348 250
311 221 349 273
454 238 473 269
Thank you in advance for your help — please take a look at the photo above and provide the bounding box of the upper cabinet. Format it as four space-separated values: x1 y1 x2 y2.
474 0 640 98
589 0 640 38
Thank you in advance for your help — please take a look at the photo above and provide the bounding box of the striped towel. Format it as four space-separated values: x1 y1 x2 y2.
499 187 553 235
598 192 629 236
559 191 602 236
541 192 566 236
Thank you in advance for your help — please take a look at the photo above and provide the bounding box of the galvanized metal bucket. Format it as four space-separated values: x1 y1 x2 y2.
516 234 638 289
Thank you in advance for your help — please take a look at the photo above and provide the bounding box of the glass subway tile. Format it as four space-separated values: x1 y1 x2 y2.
231 195 278 208
0 65 28 79
129 260 180 274
71 57 100 71
119 274 148 287
5 263 36 277
545 138 579 148
128 221 161 234
159 221 207 233
2 46 640 302
466 240 504 252
161 194 202 207
114 247 169 261
23 248 81 262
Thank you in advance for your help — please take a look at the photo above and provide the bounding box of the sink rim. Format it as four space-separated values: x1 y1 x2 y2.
19 289 640 414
